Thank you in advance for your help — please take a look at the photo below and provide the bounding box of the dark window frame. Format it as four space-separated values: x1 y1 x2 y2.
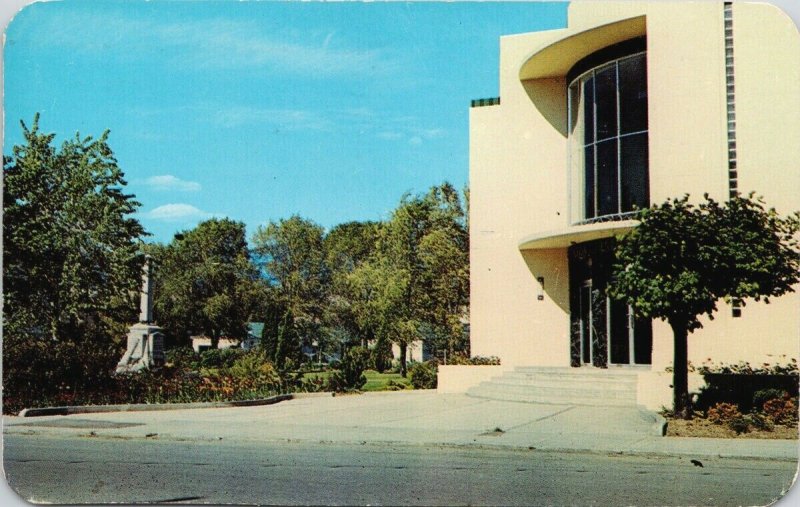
568 40 649 223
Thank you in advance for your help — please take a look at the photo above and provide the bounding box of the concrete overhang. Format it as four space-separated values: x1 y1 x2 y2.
519 16 646 81
518 220 639 250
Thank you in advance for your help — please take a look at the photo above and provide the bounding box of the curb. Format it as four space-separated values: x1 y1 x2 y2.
639 407 668 436
17 394 295 417
290 392 334 399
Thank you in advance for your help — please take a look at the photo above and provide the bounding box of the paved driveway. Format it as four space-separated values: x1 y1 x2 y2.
4 391 797 460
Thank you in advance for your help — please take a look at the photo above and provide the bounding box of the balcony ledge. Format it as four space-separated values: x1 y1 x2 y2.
518 219 639 250
519 15 646 81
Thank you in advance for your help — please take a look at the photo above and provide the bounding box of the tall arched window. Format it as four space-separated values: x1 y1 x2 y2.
568 38 649 222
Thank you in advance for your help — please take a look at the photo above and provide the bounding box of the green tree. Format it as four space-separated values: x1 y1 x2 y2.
346 258 410 373
273 308 301 370
259 287 286 361
3 115 146 343
609 194 800 419
323 221 381 350
152 219 260 349
252 216 330 354
324 221 380 274
417 184 470 357
379 183 470 367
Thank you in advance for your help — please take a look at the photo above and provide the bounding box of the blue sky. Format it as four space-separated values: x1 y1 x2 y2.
4 1 567 243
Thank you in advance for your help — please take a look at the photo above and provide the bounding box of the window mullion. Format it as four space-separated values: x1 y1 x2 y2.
615 61 622 214
592 70 598 218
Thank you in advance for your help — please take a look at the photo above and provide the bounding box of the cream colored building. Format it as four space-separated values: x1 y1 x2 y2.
463 2 799 407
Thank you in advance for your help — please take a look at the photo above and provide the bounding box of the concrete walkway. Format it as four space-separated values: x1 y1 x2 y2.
4 391 798 461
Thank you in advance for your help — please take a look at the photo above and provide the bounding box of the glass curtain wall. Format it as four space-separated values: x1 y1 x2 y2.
568 51 649 222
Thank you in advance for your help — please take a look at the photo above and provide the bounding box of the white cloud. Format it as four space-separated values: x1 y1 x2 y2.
145 204 213 222
375 118 447 143
33 12 392 77
145 175 201 192
377 131 404 141
415 128 446 139
212 107 333 130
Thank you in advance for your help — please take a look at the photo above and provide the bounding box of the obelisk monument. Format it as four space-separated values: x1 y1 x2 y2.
116 255 165 373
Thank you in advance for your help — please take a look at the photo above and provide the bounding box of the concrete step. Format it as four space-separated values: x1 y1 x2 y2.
469 382 637 400
513 366 639 381
466 366 639 407
467 388 636 407
494 373 636 391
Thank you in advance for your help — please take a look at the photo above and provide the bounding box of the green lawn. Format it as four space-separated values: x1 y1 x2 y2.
301 370 411 392
363 370 411 391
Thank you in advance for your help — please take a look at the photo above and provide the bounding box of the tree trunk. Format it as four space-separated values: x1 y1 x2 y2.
400 342 408 378
211 330 220 350
670 320 692 419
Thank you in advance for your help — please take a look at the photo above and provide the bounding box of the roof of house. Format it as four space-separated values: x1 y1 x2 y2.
248 322 264 338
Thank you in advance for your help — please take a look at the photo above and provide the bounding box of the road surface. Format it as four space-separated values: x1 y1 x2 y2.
4 433 796 505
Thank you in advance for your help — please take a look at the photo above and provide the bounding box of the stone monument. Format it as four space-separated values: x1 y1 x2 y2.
116 255 165 373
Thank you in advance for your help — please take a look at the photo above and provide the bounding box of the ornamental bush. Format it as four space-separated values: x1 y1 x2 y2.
447 354 501 366
327 347 368 392
198 348 245 369
746 412 775 432
707 402 742 425
762 397 799 426
166 347 199 370
3 334 123 414
408 360 438 389
752 389 788 411
727 415 751 435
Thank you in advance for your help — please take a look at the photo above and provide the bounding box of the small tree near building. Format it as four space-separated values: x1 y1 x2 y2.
609 194 799 419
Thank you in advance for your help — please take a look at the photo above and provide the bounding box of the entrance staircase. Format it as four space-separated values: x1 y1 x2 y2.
466 366 640 407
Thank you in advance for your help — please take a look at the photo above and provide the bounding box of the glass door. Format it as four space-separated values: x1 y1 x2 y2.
608 299 652 365
579 282 593 364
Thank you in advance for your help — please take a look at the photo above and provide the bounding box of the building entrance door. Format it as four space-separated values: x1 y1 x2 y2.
579 282 593 364
608 298 652 365
569 239 652 367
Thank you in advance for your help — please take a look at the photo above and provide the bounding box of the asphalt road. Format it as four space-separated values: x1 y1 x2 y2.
3 433 796 506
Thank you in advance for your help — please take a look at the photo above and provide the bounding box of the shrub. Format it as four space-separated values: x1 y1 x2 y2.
707 402 742 424
384 379 409 391
763 397 799 426
299 375 329 393
753 388 788 411
727 416 751 434
3 334 124 414
408 361 438 389
695 372 799 412
370 339 393 372
228 350 281 391
468 355 501 366
698 359 798 376
198 348 245 369
447 354 501 366
328 347 368 392
166 347 199 369
747 412 775 432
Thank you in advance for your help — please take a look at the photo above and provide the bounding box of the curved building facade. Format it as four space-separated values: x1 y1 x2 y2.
467 2 799 406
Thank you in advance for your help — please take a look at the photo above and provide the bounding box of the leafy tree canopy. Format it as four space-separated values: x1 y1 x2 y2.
610 194 799 330
151 218 261 348
610 194 799 417
3 114 146 343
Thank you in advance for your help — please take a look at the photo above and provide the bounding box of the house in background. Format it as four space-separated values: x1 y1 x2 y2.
440 2 799 408
242 322 264 351
392 340 429 364
191 322 264 353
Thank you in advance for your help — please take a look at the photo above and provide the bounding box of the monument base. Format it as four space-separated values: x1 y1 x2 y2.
115 323 165 373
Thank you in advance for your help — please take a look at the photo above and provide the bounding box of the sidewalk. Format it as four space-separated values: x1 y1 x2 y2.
4 391 798 461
